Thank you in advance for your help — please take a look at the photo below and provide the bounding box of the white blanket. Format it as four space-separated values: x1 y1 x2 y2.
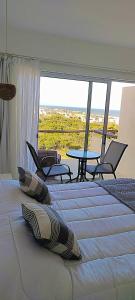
1 180 135 300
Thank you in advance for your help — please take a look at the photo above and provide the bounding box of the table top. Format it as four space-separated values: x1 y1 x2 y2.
66 149 100 160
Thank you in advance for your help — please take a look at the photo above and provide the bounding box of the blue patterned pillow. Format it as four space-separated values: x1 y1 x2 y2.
18 167 50 204
22 202 81 260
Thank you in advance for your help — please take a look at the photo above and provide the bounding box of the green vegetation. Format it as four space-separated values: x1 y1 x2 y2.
38 113 118 158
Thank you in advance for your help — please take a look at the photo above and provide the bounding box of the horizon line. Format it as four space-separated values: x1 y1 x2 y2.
40 104 120 111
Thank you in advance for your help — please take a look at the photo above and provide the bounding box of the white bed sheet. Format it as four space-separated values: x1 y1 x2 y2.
1 180 135 300
0 180 71 300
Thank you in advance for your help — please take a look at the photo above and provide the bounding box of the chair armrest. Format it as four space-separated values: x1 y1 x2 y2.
94 162 114 173
46 163 72 177
59 163 72 174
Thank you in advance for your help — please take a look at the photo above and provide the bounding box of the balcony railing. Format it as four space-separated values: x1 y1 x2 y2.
93 129 118 138
38 129 118 138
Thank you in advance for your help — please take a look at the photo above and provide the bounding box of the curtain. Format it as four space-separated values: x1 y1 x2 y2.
0 55 11 173
10 57 40 178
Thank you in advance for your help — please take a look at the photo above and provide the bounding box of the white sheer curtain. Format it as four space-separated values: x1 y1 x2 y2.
10 57 40 178
0 55 11 173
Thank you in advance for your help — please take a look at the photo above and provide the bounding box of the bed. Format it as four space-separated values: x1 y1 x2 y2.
1 179 135 300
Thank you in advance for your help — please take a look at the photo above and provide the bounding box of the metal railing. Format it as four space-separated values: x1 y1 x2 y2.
38 129 118 138
93 129 118 138
38 129 85 134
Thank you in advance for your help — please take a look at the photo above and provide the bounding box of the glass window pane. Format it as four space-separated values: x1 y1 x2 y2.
88 82 107 153
39 77 89 177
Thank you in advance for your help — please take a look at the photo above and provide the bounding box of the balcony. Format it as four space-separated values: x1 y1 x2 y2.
39 78 135 181
38 128 121 181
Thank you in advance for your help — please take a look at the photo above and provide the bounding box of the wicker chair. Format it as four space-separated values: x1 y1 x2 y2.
38 149 61 166
26 141 72 182
86 140 128 180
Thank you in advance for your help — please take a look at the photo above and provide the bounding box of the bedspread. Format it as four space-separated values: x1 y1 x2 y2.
49 180 135 300
1 179 135 300
97 178 135 211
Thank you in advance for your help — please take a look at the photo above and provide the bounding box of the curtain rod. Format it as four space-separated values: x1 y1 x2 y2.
0 52 38 61
1 51 135 76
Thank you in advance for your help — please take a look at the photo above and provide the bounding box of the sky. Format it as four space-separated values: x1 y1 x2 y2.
40 77 135 110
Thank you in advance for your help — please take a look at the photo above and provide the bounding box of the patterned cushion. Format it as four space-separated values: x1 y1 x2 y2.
22 202 81 260
18 167 50 204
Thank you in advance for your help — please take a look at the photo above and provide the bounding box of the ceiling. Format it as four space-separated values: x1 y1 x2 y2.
5 0 135 48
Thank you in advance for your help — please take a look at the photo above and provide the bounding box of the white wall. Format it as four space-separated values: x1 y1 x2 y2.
1 26 135 178
1 26 135 80
118 87 135 178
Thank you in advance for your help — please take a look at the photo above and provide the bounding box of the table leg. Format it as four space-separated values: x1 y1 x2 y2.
68 159 86 182
78 159 87 182
76 159 81 182
83 159 89 181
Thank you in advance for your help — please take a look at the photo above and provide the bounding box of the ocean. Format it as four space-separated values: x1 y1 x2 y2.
40 105 119 117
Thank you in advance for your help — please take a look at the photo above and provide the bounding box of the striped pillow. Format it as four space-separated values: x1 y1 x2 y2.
22 202 81 260
18 167 50 204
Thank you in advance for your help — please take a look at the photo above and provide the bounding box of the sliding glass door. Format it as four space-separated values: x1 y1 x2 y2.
39 76 111 163
39 75 135 178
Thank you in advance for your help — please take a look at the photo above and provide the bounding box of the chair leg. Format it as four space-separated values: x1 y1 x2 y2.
113 172 116 179
60 175 63 183
92 174 95 181
101 174 104 180
69 173 72 182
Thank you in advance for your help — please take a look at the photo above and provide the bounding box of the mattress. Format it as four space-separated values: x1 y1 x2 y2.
1 180 135 300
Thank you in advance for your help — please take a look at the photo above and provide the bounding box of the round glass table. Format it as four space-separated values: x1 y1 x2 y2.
66 150 100 182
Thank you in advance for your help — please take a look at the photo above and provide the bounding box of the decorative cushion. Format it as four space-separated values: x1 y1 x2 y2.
22 202 81 260
18 167 50 204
